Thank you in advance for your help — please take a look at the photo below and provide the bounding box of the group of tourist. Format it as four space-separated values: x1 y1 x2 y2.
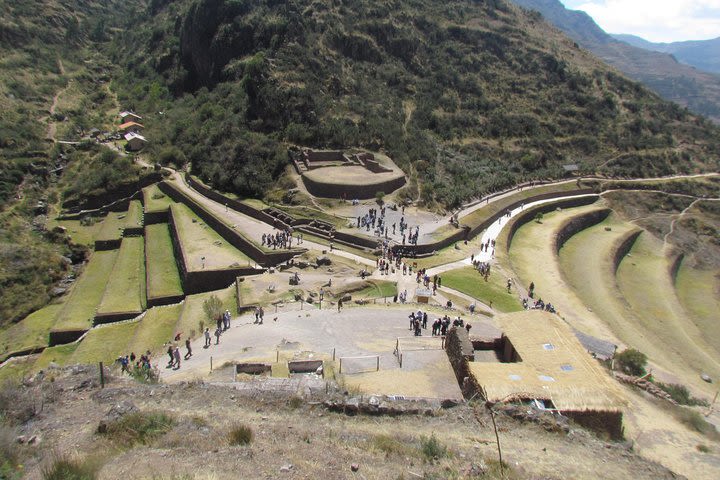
472 260 492 281
408 310 472 337
117 350 153 374
523 297 556 313
262 229 294 249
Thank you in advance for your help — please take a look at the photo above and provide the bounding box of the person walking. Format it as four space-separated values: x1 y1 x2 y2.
167 345 174 368
215 326 221 345
337 298 343 312
204 327 211 348
258 306 264 324
173 346 181 369
184 338 192 359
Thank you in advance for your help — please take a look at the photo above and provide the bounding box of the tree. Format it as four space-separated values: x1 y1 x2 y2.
375 191 385 206
615 348 648 376
202 295 223 328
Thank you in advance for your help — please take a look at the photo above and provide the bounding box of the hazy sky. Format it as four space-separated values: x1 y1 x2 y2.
560 0 720 42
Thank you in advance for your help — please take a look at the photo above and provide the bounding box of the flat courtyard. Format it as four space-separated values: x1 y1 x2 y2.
159 305 501 400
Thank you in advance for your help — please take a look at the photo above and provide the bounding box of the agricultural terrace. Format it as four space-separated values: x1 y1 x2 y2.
143 183 175 212
615 233 720 387
507 204 619 341
95 211 127 242
145 224 183 300
125 200 144 229
32 343 79 371
674 262 720 356
96 236 147 316
51 249 119 332
170 203 254 270
69 320 139 365
558 213 645 349
47 218 101 246
458 181 583 232
0 303 64 361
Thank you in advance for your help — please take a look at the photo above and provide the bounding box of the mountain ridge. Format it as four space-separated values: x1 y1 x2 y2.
512 0 720 123
612 34 720 74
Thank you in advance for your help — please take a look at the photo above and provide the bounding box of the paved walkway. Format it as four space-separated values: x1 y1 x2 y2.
426 193 598 277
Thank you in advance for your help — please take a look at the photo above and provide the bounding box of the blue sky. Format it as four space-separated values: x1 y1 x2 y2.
559 0 720 42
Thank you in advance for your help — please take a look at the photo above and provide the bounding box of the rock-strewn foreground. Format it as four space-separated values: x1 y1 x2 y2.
1 365 682 479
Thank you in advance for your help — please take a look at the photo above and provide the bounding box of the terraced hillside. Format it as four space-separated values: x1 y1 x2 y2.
503 184 720 394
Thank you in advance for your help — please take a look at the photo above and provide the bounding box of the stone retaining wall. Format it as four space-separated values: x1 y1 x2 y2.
612 230 643 273
48 329 86 347
554 208 611 253
301 173 406 199
62 172 163 212
503 195 600 252
144 210 169 225
159 181 302 267
94 311 141 326
94 239 122 251
445 327 475 397
166 206 262 295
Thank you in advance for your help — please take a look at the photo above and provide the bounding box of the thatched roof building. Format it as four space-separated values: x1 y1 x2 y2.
466 311 626 438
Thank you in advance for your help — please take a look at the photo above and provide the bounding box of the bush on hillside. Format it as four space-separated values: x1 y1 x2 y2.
614 348 647 376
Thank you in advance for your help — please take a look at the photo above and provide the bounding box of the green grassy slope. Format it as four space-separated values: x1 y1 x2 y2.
96 237 146 315
70 321 138 364
127 304 183 356
675 264 720 356
0 303 64 360
442 266 522 312
145 223 183 299
52 249 119 332
175 286 236 340
616 234 720 384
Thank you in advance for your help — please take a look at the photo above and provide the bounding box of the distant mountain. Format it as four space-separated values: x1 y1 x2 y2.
613 34 720 74
512 0 720 123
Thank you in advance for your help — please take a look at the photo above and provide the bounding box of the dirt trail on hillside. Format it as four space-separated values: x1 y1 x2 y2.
46 58 69 142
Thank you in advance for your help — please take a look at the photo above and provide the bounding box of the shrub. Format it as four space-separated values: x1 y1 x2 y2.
128 364 159 384
697 444 711 453
202 295 223 327
42 454 99 480
654 382 709 407
371 434 409 456
228 424 253 446
672 408 720 440
287 396 303 409
615 348 647 376
420 434 448 461
100 411 174 446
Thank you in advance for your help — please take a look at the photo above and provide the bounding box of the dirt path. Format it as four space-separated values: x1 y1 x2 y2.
46 58 69 142
663 198 701 249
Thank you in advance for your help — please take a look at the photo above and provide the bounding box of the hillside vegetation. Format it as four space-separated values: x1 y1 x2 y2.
513 0 720 122
0 0 146 325
110 0 719 208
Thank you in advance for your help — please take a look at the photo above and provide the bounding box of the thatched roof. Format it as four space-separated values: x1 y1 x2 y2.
468 311 625 412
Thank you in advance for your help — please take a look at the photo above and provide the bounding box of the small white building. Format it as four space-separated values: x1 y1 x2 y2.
125 132 147 151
